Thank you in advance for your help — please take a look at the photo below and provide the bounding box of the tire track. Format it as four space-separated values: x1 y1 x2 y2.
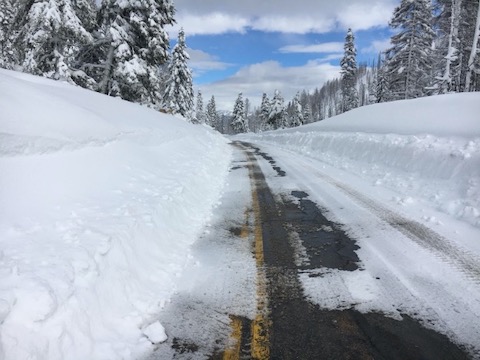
301 163 480 283
230 141 470 359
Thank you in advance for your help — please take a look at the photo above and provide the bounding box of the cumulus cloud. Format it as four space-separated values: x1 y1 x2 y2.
279 42 344 54
197 60 340 110
251 16 335 34
361 39 392 54
337 2 395 30
173 0 397 35
171 12 250 35
188 49 233 77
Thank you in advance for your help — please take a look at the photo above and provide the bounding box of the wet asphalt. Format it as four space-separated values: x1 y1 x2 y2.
231 141 470 360
150 142 472 360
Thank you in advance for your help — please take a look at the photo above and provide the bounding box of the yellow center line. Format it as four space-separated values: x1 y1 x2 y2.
223 148 271 360
223 316 243 360
249 165 271 360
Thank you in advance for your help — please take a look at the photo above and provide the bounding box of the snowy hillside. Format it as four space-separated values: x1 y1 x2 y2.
0 69 231 360
241 93 480 229
1 67 479 359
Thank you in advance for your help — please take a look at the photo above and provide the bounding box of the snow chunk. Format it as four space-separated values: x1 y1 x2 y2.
143 321 167 344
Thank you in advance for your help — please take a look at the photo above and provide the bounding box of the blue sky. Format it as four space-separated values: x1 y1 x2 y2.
169 0 398 110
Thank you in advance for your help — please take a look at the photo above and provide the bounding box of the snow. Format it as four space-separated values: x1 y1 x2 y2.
238 92 480 356
0 69 231 360
2 65 480 358
241 93 480 228
142 321 167 344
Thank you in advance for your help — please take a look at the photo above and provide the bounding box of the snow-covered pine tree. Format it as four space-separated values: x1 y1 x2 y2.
268 90 287 129
298 90 311 123
372 53 391 103
259 93 271 130
15 0 93 81
74 0 97 33
85 0 175 106
195 89 205 124
231 92 248 133
340 28 359 112
163 28 194 118
0 0 16 68
245 97 256 132
290 92 304 127
303 102 312 124
385 0 435 100
206 95 218 128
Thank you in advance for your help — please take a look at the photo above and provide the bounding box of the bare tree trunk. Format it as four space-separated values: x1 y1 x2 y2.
99 44 115 94
465 0 480 91
441 0 462 93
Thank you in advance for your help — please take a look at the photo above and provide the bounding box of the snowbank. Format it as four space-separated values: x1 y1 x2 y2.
0 69 231 359
241 93 480 228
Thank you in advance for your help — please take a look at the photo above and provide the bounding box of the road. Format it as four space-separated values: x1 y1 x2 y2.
147 141 480 359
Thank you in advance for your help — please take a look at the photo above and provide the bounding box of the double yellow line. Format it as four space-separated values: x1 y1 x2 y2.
250 182 270 360
223 157 270 360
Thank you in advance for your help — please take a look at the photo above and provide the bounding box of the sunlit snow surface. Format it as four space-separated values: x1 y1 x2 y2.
0 69 231 360
2 67 480 359
239 93 480 356
242 93 480 228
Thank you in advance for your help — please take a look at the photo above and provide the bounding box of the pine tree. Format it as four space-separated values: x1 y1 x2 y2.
231 92 248 133
303 102 312 124
206 95 218 128
290 92 304 127
385 0 435 100
0 0 16 68
195 89 205 124
373 53 391 103
259 93 271 130
82 0 175 105
340 28 359 111
163 28 194 118
74 0 97 33
244 97 251 131
15 0 93 81
268 90 287 129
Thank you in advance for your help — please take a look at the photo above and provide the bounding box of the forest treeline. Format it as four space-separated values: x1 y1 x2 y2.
1 0 479 134
222 0 480 134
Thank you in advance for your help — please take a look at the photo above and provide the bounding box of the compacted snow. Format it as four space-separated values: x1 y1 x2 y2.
0 69 231 360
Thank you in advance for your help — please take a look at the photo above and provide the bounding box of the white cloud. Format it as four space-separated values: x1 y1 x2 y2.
171 12 249 35
338 2 395 31
197 60 340 110
188 49 233 77
361 39 392 54
317 53 344 62
173 0 397 35
251 16 335 34
279 42 344 54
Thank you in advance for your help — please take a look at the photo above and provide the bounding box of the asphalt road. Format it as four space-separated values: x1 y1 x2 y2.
148 141 473 360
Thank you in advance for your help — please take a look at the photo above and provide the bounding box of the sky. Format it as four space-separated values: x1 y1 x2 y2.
169 0 398 111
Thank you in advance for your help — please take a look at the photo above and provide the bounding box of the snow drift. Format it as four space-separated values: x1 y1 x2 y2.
242 93 480 229
0 69 231 359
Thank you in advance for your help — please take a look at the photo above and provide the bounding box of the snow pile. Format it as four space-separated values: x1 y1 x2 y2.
0 69 231 360
243 93 480 228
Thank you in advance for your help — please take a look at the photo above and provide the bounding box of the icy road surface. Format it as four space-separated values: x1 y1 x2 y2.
150 141 479 359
